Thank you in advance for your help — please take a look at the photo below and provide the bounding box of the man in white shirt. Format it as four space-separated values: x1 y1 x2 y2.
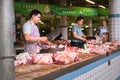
95 20 109 42
23 10 51 54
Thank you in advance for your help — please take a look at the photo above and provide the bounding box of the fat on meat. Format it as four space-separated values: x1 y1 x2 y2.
14 52 32 66
53 51 78 64
36 53 53 64
32 54 44 63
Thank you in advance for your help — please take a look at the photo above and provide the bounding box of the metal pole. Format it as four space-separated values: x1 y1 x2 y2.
0 0 15 80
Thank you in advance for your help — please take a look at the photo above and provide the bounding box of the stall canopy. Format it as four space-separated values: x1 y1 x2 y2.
15 2 108 17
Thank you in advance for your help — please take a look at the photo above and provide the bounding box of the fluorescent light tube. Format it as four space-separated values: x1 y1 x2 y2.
86 0 95 4
98 5 106 9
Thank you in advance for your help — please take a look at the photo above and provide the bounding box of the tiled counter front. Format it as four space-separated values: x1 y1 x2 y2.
55 50 120 80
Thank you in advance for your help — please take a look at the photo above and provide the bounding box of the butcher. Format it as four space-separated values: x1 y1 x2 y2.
22 9 51 54
71 16 87 48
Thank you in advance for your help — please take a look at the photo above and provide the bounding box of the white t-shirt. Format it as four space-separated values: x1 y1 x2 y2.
23 21 32 34
99 26 108 36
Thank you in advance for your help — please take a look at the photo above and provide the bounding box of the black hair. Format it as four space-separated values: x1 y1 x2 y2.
30 9 42 18
76 16 84 22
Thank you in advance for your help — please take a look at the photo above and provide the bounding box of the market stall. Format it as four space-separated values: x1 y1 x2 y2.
15 40 120 80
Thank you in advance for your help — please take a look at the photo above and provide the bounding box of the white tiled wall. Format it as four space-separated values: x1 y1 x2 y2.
109 17 120 43
73 56 120 80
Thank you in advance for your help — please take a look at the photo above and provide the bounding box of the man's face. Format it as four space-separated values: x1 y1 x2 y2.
32 14 41 24
101 21 106 26
77 19 84 26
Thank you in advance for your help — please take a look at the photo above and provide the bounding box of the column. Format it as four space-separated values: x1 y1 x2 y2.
0 0 15 80
20 17 26 40
109 0 120 43
59 0 68 40
86 20 93 36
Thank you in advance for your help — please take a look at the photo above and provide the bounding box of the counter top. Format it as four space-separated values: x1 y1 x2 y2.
15 53 104 80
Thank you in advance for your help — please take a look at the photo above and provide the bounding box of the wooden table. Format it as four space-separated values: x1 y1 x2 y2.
15 53 104 80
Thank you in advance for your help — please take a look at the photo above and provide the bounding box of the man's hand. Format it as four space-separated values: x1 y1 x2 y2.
46 41 53 46
38 37 53 46
39 37 48 42
82 38 87 42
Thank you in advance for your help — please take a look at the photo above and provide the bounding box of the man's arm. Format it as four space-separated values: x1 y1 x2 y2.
82 32 87 38
24 34 47 43
72 32 86 41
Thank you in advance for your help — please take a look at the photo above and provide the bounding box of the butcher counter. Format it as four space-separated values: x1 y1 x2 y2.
15 49 120 80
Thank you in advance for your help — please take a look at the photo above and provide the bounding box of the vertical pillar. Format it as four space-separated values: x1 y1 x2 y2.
109 0 120 43
20 17 26 40
0 0 15 80
86 20 93 36
37 0 39 4
59 0 68 40
20 17 26 27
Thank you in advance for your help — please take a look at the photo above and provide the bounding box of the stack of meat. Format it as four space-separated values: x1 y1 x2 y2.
14 52 32 66
14 51 79 66
80 40 120 55
53 51 79 64
32 53 53 64
15 40 120 66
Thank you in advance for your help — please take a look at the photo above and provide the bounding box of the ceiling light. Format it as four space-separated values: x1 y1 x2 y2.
71 23 75 25
38 21 44 24
70 2 72 6
81 28 84 30
69 26 72 28
85 25 89 28
69 29 71 31
85 0 95 4
42 30 45 32
94 28 96 31
98 5 106 9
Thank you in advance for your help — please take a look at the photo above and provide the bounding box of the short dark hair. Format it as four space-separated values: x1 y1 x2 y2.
30 9 42 18
76 16 84 22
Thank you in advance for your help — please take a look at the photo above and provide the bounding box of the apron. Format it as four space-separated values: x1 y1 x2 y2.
24 23 40 54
